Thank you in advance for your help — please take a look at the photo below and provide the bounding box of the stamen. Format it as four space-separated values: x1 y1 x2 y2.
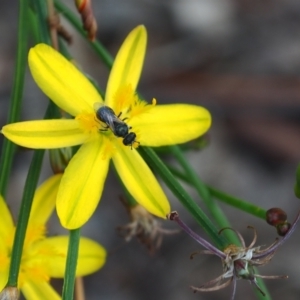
76 112 100 135
219 227 246 248
114 85 136 115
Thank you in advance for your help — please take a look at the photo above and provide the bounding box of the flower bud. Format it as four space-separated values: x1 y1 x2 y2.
49 146 73 174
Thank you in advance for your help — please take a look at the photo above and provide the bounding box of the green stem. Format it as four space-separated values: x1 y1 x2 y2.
139 146 227 249
168 145 240 245
53 0 113 68
0 0 29 197
62 229 81 300
254 279 272 300
31 0 51 44
207 186 266 220
7 102 55 286
168 164 266 220
28 4 39 42
7 150 44 286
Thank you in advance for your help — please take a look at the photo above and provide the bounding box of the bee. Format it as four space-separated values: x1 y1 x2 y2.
94 103 139 149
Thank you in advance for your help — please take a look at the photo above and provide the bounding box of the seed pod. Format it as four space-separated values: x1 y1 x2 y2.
266 208 287 226
276 222 291 236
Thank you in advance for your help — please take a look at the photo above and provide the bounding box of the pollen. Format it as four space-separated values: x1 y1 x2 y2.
19 265 50 286
112 85 156 121
132 131 141 149
114 85 136 115
129 97 156 119
101 136 116 159
224 244 241 256
24 225 46 246
0 253 9 271
76 112 100 135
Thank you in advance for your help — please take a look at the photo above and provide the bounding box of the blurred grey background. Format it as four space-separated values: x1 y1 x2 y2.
1 0 300 299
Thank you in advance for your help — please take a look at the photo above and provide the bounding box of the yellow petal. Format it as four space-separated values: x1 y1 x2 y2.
0 269 9 292
0 195 14 254
112 145 170 218
29 44 102 116
29 174 62 226
130 104 211 146
105 25 147 109
0 195 14 242
34 236 106 277
2 119 87 149
21 281 61 300
57 138 110 229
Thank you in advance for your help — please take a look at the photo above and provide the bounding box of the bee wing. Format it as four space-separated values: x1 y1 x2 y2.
104 113 119 133
94 103 120 133
93 102 103 112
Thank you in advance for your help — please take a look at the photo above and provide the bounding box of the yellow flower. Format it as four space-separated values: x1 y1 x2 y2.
0 175 106 300
1 25 211 229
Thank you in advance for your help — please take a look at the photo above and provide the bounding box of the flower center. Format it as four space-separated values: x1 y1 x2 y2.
113 85 156 120
19 225 52 286
76 111 121 156
76 112 101 135
1 225 60 287
77 86 156 150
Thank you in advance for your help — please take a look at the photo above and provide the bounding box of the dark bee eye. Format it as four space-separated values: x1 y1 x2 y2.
123 132 137 146
122 132 140 149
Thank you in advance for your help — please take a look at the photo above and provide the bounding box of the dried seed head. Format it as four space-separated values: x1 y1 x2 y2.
169 210 300 300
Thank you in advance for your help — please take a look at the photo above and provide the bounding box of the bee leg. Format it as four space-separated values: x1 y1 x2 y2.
117 111 128 122
100 124 109 132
